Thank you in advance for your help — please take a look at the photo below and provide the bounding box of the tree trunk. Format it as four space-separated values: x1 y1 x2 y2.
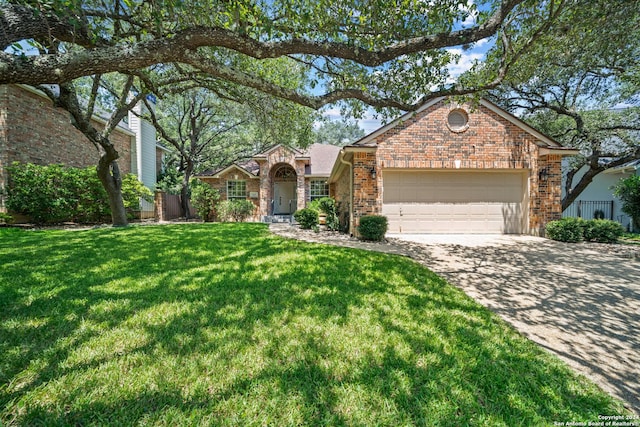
561 166 603 211
97 155 129 226
180 180 191 219
180 161 194 219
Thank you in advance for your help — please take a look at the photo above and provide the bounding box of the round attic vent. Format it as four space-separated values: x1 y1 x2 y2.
447 109 469 132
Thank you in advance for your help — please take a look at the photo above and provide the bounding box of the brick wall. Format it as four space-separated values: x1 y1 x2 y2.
255 146 307 217
348 100 563 234
199 169 260 220
1 85 134 209
330 159 352 231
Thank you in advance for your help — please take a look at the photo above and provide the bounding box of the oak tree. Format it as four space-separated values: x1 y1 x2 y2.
1 0 566 224
485 0 640 210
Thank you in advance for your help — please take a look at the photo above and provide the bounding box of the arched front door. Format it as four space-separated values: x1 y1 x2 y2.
272 164 297 214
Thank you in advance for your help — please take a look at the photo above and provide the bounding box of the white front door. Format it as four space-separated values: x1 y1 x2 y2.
274 182 296 214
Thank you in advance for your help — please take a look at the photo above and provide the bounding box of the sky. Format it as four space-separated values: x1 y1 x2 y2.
321 0 494 133
320 39 492 133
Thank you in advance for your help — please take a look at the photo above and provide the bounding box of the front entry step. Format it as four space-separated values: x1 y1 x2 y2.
263 215 295 224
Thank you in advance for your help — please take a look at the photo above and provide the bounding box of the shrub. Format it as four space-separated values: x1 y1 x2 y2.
308 197 340 231
546 217 625 244
293 208 319 229
358 215 388 241
0 212 12 224
190 180 220 221
545 217 585 242
121 174 154 219
582 219 625 243
217 199 256 222
6 162 150 223
613 175 640 232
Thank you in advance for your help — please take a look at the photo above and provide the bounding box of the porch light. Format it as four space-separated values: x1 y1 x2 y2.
370 167 377 179
538 167 549 181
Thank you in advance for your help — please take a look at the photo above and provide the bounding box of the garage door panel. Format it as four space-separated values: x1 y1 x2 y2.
382 171 527 234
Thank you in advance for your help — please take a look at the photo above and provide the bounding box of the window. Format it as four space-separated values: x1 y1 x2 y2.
447 109 469 132
227 180 246 199
310 180 329 201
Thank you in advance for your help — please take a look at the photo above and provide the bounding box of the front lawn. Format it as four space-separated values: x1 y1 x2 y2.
0 224 628 425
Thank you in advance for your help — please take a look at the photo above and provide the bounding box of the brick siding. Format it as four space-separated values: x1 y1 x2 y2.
334 99 564 235
199 168 261 220
1 85 133 209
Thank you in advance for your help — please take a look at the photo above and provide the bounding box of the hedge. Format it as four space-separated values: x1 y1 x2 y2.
6 162 152 224
545 217 624 243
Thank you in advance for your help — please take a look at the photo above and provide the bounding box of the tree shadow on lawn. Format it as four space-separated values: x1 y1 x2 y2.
399 238 640 414
0 224 627 425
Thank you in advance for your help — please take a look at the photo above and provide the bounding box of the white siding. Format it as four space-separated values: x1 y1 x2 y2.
562 163 634 224
128 104 157 191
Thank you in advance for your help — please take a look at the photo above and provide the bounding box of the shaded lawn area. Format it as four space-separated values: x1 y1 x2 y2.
0 224 628 426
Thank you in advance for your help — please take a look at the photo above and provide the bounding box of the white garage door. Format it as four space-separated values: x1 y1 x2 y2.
382 170 527 234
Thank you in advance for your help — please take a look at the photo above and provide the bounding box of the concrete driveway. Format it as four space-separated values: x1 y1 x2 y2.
388 234 640 414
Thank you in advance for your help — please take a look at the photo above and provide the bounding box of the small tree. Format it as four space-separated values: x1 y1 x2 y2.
613 175 640 232
190 180 220 222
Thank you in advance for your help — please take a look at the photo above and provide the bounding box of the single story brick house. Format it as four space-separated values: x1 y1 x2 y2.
196 143 341 221
199 96 578 235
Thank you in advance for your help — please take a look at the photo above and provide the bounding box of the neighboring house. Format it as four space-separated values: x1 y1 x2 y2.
201 97 578 235
197 143 341 221
562 160 640 229
0 84 162 216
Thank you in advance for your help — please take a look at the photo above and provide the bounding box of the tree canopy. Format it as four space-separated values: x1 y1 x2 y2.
314 119 365 146
1 0 565 114
485 0 640 209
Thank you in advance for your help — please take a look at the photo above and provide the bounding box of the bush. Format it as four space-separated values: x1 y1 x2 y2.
582 219 625 243
358 215 388 241
545 217 585 242
121 174 154 218
217 199 256 222
190 180 220 221
613 175 640 232
308 197 340 231
293 208 319 229
546 217 624 243
6 162 150 223
0 212 12 224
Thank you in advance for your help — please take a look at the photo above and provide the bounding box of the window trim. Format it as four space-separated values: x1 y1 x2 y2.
446 109 470 133
227 180 247 199
310 180 329 201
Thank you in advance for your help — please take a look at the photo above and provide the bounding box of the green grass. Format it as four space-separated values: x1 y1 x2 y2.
621 232 640 244
0 224 628 426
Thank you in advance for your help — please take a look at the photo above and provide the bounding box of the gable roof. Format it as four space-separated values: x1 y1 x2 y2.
302 143 341 176
197 161 260 179
348 97 572 151
252 143 307 159
196 143 341 179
